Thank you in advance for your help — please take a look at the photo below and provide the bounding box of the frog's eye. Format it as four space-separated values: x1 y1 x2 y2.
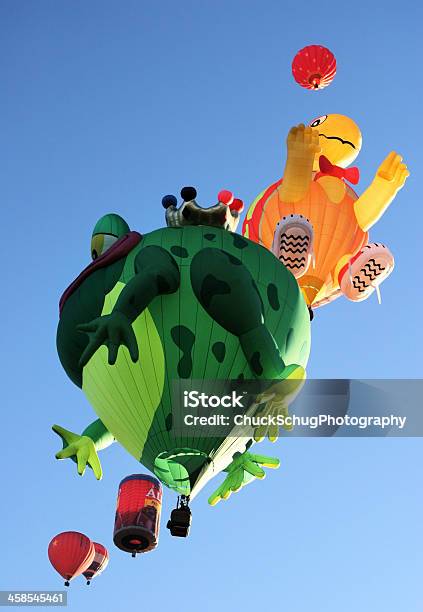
309 115 328 128
91 233 118 260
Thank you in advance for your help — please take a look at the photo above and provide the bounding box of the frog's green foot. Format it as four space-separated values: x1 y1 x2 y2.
52 424 103 480
208 451 280 506
254 365 306 442
77 311 139 368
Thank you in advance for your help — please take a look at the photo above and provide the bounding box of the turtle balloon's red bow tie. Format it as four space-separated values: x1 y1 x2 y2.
318 155 360 185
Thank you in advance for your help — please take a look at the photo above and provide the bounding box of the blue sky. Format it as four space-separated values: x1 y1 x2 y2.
0 1 421 610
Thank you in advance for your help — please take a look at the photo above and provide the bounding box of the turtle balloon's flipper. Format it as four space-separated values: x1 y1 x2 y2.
338 243 394 302
272 214 314 279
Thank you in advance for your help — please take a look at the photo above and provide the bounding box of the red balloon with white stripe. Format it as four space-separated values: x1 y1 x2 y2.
82 542 109 585
292 45 337 90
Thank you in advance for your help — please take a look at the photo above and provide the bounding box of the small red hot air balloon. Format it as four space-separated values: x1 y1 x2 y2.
82 542 109 585
292 45 337 90
113 475 162 557
48 531 94 587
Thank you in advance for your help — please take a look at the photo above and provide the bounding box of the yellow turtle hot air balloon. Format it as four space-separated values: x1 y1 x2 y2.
242 114 409 314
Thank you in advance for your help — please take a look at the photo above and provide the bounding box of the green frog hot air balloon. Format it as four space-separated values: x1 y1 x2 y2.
54 187 311 515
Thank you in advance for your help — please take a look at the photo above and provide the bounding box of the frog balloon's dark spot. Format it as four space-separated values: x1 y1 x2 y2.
224 252 242 266
233 234 248 250
267 283 280 311
199 275 231 309
212 342 226 363
237 373 245 381
171 325 195 378
250 352 263 376
165 413 173 431
171 246 189 258
285 328 294 353
204 233 216 241
245 439 253 450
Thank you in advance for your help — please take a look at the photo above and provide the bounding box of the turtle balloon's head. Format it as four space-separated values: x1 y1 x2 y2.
309 113 362 170
91 214 130 260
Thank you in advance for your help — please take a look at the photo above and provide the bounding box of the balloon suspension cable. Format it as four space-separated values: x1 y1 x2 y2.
374 283 382 305
179 495 190 509
311 251 316 269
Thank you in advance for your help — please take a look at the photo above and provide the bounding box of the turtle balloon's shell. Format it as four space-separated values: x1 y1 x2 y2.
242 178 369 307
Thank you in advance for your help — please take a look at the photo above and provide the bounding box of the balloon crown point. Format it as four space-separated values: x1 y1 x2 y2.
162 195 178 209
218 190 234 205
181 186 197 201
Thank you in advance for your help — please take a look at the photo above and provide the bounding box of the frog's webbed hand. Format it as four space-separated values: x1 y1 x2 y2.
208 452 280 506
254 365 306 443
52 425 103 480
78 246 180 368
354 151 409 231
77 312 139 368
279 124 321 202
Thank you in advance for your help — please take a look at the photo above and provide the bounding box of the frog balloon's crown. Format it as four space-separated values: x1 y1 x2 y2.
162 186 244 232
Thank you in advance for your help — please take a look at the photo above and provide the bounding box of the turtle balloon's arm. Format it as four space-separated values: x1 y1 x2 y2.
279 124 321 202
77 246 180 367
354 151 409 231
52 419 114 480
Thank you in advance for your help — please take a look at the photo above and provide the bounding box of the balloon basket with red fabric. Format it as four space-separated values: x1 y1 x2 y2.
113 475 163 557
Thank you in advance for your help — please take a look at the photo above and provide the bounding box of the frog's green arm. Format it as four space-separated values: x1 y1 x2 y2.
78 246 180 367
81 418 115 451
112 246 180 323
